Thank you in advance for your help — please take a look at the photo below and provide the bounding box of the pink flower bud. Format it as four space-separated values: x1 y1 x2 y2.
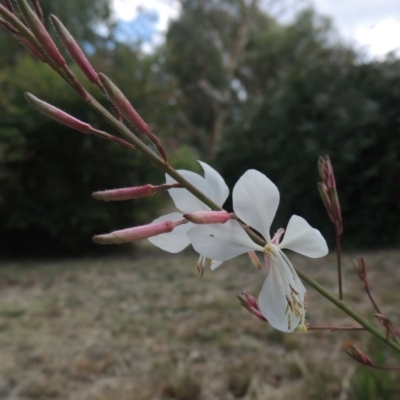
17 0 65 67
4 0 14 13
0 4 39 48
318 155 335 189
17 36 46 61
92 183 181 201
50 15 99 84
98 73 149 133
93 185 155 201
343 341 372 366
353 257 367 282
25 93 91 133
237 293 267 322
93 220 175 244
318 156 342 235
183 210 231 224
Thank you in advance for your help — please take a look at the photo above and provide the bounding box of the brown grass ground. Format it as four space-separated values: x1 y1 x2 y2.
0 248 400 400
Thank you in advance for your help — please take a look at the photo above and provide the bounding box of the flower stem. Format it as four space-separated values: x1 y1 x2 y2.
335 230 343 300
308 325 365 331
296 267 400 355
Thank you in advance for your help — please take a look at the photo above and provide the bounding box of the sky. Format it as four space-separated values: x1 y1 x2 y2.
112 0 400 59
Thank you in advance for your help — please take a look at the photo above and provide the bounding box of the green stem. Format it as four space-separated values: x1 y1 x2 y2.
296 268 400 355
336 231 343 300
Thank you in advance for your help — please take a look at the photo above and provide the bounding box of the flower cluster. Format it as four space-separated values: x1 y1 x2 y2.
94 162 328 333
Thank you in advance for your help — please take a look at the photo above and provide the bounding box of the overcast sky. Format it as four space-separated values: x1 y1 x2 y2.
112 0 400 58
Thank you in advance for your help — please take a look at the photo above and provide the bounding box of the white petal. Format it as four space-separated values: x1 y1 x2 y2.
258 248 307 333
197 255 224 271
166 170 210 213
148 213 192 253
279 215 328 258
188 219 262 261
210 260 224 270
198 161 229 206
233 170 279 241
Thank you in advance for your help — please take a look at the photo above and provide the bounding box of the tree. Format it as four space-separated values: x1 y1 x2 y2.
165 0 266 160
217 10 400 247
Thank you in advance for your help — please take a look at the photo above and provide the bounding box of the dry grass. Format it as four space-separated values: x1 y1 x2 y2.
0 248 400 400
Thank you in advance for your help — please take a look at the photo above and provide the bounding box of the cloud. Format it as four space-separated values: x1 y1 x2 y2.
311 0 400 57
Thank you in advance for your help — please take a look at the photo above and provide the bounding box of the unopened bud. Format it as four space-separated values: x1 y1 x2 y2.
17 36 46 61
318 155 342 234
92 183 181 201
318 155 335 189
237 292 267 322
93 220 176 244
343 341 372 366
50 15 98 83
183 210 231 224
0 4 40 49
93 185 155 201
16 0 65 67
25 93 91 133
99 73 149 133
4 0 14 13
353 257 367 282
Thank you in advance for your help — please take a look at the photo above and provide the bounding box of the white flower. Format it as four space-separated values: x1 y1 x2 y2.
188 170 328 333
148 161 229 268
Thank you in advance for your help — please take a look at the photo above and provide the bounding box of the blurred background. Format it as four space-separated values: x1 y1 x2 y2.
1 1 400 399
1 0 400 256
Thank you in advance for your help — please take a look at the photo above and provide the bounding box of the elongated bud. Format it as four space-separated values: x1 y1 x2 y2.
50 15 98 83
92 183 181 201
0 4 40 47
93 185 154 201
31 0 44 25
16 0 65 67
17 35 46 61
4 0 14 13
353 257 367 282
93 220 176 244
237 293 267 322
183 210 231 224
318 155 342 235
98 73 149 133
25 93 91 132
318 155 335 189
343 341 372 366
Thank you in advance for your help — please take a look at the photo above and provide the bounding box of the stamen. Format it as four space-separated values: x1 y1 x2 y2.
289 284 299 295
285 295 294 315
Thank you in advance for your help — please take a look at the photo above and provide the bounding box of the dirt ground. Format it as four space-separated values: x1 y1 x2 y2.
0 247 399 400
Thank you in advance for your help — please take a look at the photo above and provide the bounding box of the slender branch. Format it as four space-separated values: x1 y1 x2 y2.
335 229 343 300
365 285 381 314
308 325 365 332
296 268 400 355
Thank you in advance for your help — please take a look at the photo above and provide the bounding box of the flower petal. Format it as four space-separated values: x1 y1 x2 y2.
258 247 307 333
233 170 279 241
188 219 263 261
148 213 192 253
279 215 328 258
197 255 224 271
166 170 210 213
198 161 229 206
210 260 224 270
